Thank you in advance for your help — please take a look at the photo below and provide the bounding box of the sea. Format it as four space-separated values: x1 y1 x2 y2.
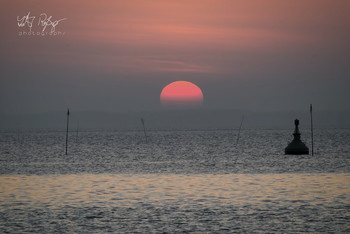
0 128 349 233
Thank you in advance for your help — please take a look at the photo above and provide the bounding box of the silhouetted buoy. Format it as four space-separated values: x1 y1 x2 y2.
285 119 309 155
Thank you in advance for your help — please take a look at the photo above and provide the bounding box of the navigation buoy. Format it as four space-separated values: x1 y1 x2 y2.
285 119 309 155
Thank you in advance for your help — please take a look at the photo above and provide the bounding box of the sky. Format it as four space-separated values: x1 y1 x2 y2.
1 0 350 114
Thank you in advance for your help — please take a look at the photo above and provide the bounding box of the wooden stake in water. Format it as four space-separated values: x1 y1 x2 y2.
236 115 244 144
141 118 147 142
310 104 314 156
65 108 70 155
17 129 20 144
76 121 79 144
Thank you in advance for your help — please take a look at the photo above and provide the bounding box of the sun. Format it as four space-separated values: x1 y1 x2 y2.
160 81 204 109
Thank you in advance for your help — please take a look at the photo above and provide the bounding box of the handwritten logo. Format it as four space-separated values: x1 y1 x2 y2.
17 12 67 36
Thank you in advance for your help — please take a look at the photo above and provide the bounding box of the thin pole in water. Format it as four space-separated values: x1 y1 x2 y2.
76 120 79 144
66 108 70 155
310 104 314 156
141 117 147 142
236 115 244 144
17 129 20 144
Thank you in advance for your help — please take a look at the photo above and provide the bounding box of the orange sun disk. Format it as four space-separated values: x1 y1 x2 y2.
160 81 204 108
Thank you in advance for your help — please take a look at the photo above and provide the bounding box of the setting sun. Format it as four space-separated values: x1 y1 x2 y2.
160 81 204 109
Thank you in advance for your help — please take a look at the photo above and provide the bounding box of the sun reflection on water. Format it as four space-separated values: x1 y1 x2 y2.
1 173 349 208
1 173 349 232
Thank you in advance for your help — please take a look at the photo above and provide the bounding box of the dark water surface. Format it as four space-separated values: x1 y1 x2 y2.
1 129 349 174
1 129 349 233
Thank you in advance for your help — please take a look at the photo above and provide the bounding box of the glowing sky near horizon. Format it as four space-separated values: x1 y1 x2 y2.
1 0 349 113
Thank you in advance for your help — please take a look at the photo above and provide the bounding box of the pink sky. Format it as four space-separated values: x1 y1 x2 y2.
1 0 350 113
5 0 349 74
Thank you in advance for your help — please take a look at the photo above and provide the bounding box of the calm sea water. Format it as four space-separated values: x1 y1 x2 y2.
1 129 349 233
